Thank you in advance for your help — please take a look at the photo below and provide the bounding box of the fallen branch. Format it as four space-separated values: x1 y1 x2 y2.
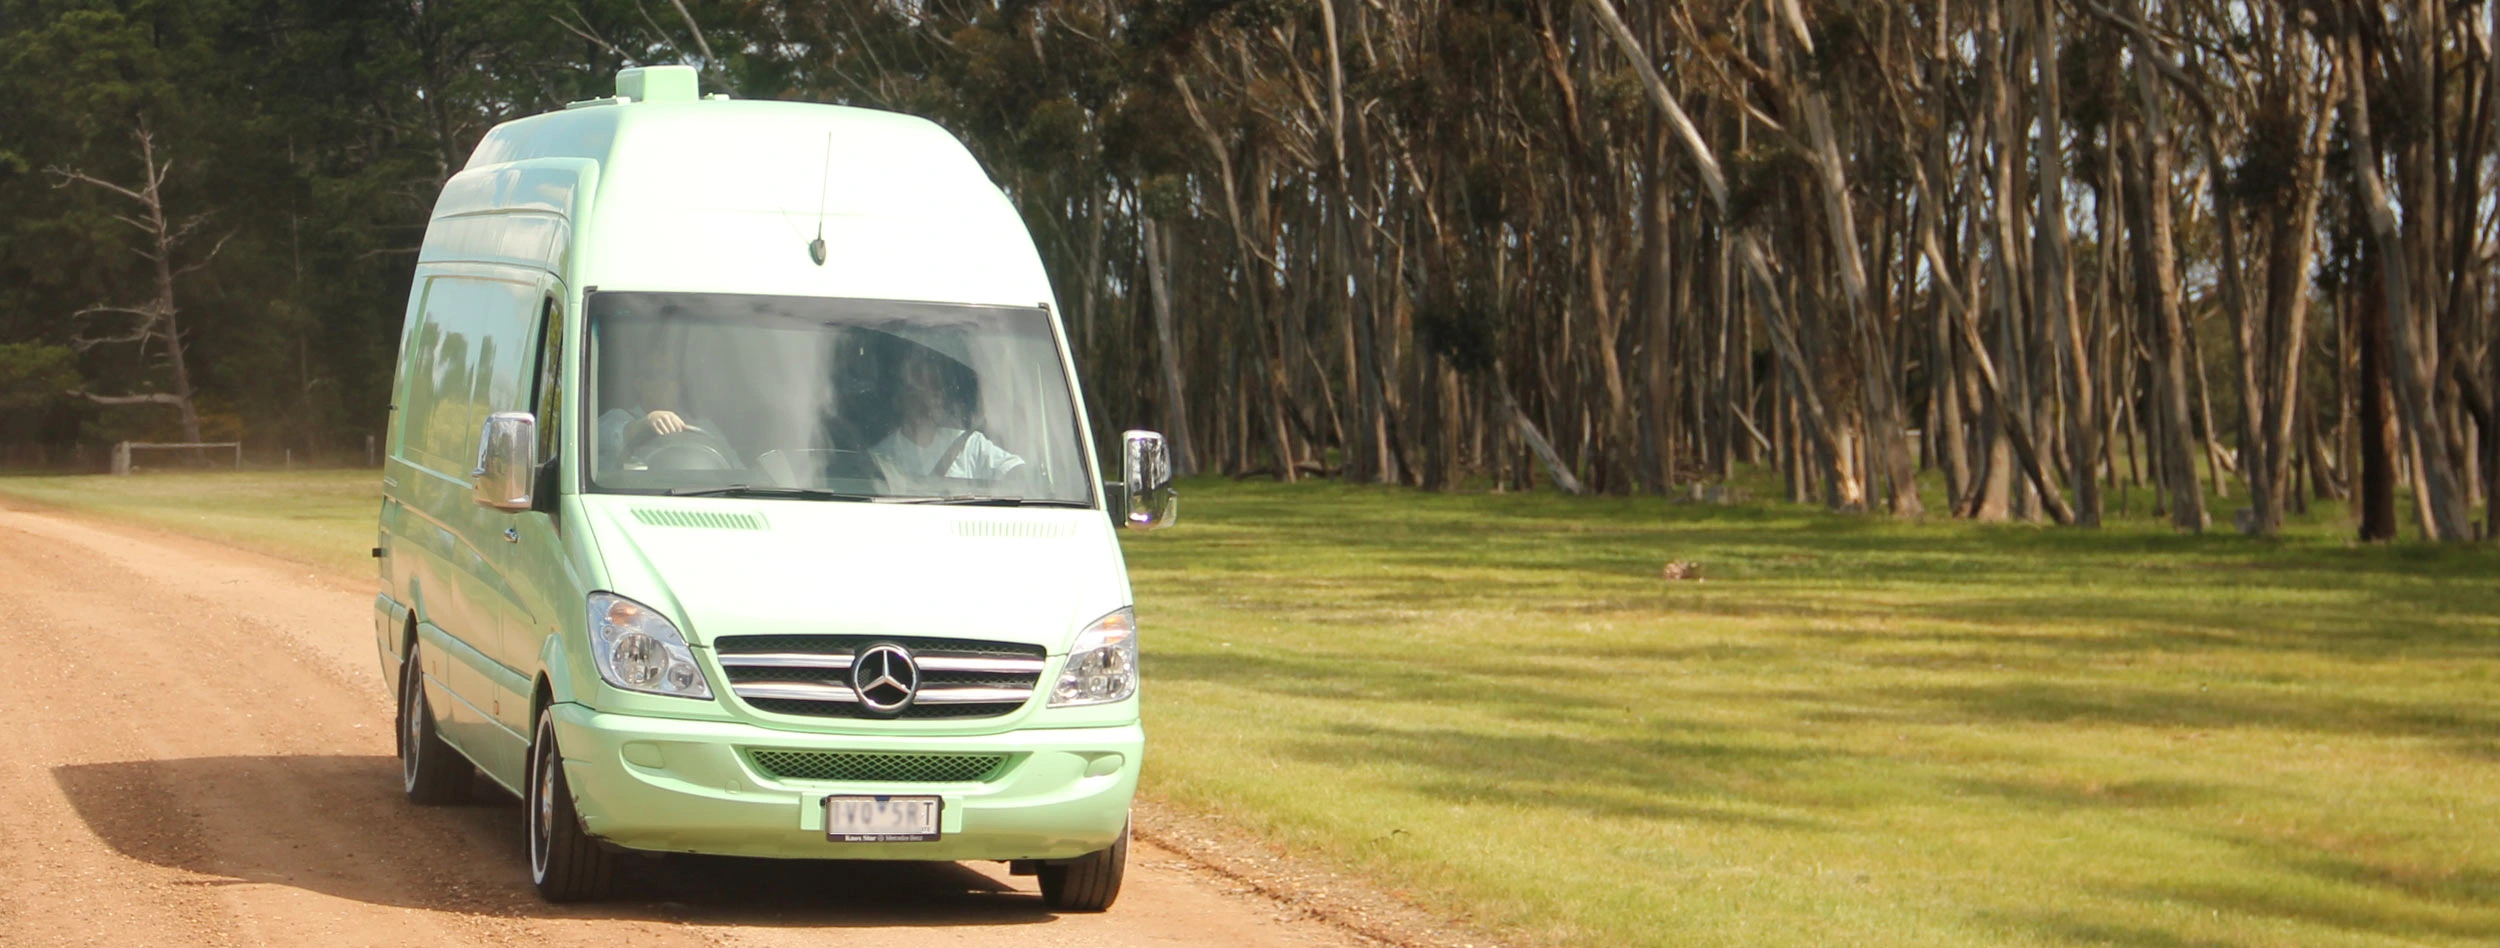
1494 373 1587 495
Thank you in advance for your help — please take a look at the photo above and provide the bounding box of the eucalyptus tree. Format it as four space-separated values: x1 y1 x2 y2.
2 0 2494 542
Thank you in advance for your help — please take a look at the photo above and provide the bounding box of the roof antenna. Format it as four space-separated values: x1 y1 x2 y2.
807 131 831 266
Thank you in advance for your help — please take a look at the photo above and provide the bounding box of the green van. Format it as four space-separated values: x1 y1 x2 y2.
374 65 1174 910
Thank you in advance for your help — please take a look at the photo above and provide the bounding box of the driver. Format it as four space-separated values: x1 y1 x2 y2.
597 342 712 470
870 353 1023 480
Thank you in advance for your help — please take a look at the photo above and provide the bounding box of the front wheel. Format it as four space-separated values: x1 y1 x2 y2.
528 708 617 902
1039 819 1127 912
397 648 471 804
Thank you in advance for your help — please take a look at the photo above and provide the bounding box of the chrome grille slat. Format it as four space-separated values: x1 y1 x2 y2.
716 634 1043 658
909 686 1037 704
916 656 1045 674
718 652 855 670
734 681 860 702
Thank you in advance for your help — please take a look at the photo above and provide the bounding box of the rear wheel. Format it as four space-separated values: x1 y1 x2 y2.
397 647 470 804
1039 819 1127 912
528 708 617 902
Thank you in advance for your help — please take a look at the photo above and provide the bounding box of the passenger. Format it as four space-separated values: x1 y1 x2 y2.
871 354 1023 480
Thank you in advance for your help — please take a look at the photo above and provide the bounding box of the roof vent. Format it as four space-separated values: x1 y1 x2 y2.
616 65 700 103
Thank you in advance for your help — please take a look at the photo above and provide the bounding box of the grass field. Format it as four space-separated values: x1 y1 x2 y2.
3 470 2495 947
0 469 383 575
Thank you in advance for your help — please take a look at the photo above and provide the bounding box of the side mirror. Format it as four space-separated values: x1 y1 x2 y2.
471 412 537 512
1118 429 1177 530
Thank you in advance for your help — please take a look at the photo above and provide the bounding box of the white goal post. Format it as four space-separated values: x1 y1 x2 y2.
112 441 243 475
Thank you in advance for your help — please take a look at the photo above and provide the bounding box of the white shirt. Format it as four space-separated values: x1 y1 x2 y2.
871 427 1024 480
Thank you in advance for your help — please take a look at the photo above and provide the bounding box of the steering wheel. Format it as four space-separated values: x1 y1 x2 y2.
631 429 740 472
865 450 911 491
990 462 1040 495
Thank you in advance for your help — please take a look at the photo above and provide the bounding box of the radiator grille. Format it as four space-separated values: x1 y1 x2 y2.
713 634 1045 720
748 749 1007 783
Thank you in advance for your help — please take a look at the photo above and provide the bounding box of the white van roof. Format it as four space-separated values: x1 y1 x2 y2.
441 66 1051 309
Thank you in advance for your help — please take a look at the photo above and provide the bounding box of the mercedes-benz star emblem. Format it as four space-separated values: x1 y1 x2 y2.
851 643 919 713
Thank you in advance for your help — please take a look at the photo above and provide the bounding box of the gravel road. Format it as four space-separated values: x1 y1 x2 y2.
0 504 1366 948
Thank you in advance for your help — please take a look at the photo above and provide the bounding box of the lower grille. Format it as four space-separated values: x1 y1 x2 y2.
713 635 1045 720
747 749 1007 783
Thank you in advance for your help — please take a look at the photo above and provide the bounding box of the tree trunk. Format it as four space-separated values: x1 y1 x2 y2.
1913 197 2076 525
1741 239 1864 509
2341 31 2471 540
2120 96 2206 531
52 120 206 445
2030 0 2098 526
1802 95 1920 515
1142 219 1197 476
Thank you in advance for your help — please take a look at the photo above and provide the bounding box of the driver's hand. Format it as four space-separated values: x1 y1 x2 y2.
644 410 690 436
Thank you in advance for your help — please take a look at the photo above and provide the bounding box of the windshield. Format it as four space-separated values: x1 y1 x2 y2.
585 291 1092 505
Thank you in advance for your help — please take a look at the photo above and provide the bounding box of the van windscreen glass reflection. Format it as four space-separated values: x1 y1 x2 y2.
585 292 1092 506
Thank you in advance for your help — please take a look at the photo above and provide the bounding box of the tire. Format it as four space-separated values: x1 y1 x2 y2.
397 646 471 805
528 708 617 902
1039 819 1127 912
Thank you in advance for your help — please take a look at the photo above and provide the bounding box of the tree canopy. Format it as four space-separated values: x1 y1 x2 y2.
2 0 2495 540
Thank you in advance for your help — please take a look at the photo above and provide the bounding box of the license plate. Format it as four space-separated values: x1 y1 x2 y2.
824 795 941 842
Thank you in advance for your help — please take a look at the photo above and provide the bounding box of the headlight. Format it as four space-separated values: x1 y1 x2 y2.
586 592 712 699
1051 607 1138 706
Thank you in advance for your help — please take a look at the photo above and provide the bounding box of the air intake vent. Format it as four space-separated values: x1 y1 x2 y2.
953 520 1077 539
631 508 766 531
747 750 1009 784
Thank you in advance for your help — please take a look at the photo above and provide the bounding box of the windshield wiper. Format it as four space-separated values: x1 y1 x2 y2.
666 485 876 502
883 495 1092 508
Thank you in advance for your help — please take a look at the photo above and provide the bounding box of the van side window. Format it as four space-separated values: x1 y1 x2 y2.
392 279 442 463
395 276 541 475
531 296 562 464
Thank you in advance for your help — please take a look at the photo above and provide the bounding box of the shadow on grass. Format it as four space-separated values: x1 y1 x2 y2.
2141 877 2500 941
1781 613 2496 667
2139 828 2500 939
1901 590 2499 661
1985 912 2245 948
2453 738 2500 762
1279 722 1839 832
1149 648 1627 717
1982 807 2500 944
1946 775 2237 811
1906 680 2498 741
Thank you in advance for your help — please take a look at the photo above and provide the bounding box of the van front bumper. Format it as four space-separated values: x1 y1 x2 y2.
549 703 1140 860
